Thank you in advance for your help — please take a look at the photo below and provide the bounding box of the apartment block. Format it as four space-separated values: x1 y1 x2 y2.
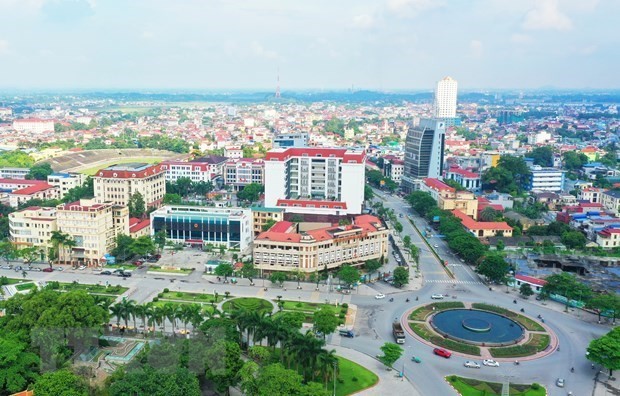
93 163 165 207
602 190 620 216
596 228 620 249
9 206 58 259
47 172 86 200
251 206 285 236
253 215 389 274
160 156 227 183
0 168 30 179
224 158 265 191
264 147 366 215
12 118 55 134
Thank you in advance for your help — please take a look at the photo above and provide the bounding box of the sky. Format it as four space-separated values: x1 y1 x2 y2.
0 0 618 91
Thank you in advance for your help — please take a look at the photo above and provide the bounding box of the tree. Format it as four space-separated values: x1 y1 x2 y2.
215 263 234 280
26 162 54 180
204 340 243 395
270 272 287 287
482 155 531 194
406 191 436 217
364 185 374 201
175 177 194 197
153 229 167 252
108 366 201 396
0 335 39 394
163 193 183 205
240 262 257 284
479 207 502 222
130 235 156 257
112 234 134 262
519 283 534 299
128 191 146 218
33 369 88 396
542 272 592 310
237 183 264 202
378 342 403 368
587 327 620 376
245 363 329 396
563 151 589 171
394 222 403 233
392 266 409 287
364 259 382 281
50 230 74 265
476 254 510 284
337 265 360 288
587 293 620 322
526 146 554 167
561 231 586 249
313 307 339 339
17 246 41 265
0 241 17 265
261 218 277 231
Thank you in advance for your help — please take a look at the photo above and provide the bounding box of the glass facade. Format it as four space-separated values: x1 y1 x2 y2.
152 213 242 248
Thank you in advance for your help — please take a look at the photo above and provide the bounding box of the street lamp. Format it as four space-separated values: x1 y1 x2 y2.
333 361 338 396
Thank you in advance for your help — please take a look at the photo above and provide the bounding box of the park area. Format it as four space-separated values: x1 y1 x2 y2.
447 376 545 396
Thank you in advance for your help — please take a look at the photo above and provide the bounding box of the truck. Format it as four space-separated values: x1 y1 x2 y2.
392 322 405 344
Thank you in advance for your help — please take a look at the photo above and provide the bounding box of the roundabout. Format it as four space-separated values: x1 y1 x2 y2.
405 302 554 359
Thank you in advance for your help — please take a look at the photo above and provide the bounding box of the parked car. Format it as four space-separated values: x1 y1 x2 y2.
431 294 444 300
31 267 41 272
464 361 481 368
1 265 12 270
483 359 500 367
375 293 386 299
133 260 144 266
54 267 63 271
100 270 112 275
42 267 54 273
78 265 86 270
556 378 565 388
119 272 132 277
433 348 452 358
433 244 439 248
339 329 354 338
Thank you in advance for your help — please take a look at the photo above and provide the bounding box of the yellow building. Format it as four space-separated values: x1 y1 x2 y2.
251 207 285 236
253 215 389 274
93 163 166 208
9 206 58 259
420 178 479 219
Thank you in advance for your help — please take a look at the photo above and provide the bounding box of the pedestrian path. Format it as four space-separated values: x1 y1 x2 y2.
425 279 483 285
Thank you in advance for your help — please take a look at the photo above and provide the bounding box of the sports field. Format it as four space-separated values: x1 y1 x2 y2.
79 158 161 175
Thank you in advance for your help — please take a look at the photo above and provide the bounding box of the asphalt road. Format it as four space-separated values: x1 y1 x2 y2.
0 189 611 396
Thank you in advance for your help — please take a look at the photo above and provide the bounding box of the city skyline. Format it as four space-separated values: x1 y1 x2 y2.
0 0 618 90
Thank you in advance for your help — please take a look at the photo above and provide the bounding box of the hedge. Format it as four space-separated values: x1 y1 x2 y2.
409 323 481 356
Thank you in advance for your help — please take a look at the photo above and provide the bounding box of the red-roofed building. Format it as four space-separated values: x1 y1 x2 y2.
160 156 226 183
420 178 479 219
596 228 620 249
445 166 481 192
8 182 59 208
93 163 165 207
13 118 54 134
265 147 366 215
511 274 547 293
452 209 513 238
253 214 388 273
129 217 151 238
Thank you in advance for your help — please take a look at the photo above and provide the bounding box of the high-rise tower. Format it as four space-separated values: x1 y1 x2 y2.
433 76 458 119
401 119 446 193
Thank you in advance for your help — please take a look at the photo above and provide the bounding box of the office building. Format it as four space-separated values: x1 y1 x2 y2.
224 158 265 191
253 214 389 274
445 167 481 192
9 206 58 259
433 76 458 119
150 206 253 250
93 163 166 207
452 209 513 238
401 119 446 193
160 156 227 183
528 166 566 192
420 178 478 219
3 179 60 208
382 156 405 184
251 207 285 236
273 132 309 148
264 147 366 215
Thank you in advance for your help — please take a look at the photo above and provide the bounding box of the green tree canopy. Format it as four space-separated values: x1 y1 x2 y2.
27 163 54 180
393 266 409 287
526 146 554 167
128 191 146 218
237 183 264 202
519 283 534 298
337 265 360 287
108 366 201 396
563 151 589 171
33 369 88 396
215 263 234 278
406 191 437 217
587 327 620 376
313 307 339 338
476 254 510 284
378 342 403 367
0 335 39 394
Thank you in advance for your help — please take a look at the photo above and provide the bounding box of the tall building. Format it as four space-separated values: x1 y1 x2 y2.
264 147 366 215
401 119 446 193
93 163 166 208
433 76 458 119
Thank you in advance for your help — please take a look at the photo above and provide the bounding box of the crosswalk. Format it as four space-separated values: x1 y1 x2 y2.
425 279 484 285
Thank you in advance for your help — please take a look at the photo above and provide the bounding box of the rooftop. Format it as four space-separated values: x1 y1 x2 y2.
452 209 513 231
105 163 152 171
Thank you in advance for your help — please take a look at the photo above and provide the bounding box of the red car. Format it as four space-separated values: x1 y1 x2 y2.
433 348 452 358
133 260 144 266
42 267 53 272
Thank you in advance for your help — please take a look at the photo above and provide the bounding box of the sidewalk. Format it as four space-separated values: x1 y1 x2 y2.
327 344 421 396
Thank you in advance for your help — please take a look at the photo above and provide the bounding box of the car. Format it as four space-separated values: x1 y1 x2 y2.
399 213 404 218
1 265 12 270
133 260 144 266
433 244 439 248
42 267 54 273
464 361 481 368
31 267 41 272
78 265 86 270
100 270 112 275
119 273 131 277
375 293 386 299
433 348 451 358
112 268 125 274
556 378 565 388
483 359 500 367
431 294 444 300
54 267 63 271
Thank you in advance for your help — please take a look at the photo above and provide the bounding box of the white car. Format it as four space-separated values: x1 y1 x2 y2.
483 359 500 367
433 244 439 248
78 265 86 270
431 294 444 300
375 293 386 299
464 361 481 368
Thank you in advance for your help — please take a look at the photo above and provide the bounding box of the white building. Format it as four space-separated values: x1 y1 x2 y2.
224 158 265 190
225 147 243 159
0 168 30 179
47 172 86 200
433 76 458 119
0 108 12 117
160 156 227 183
12 118 55 134
527 131 553 145
578 187 606 204
445 167 481 192
264 147 366 215
93 163 166 207
528 166 565 192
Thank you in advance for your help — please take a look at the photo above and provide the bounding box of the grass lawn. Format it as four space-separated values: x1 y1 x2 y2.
14 282 37 291
222 297 274 315
447 376 545 396
489 333 551 358
409 301 465 321
0 277 31 285
56 282 128 295
409 323 481 356
335 356 379 396
279 300 341 314
80 158 161 175
148 266 194 274
160 291 228 302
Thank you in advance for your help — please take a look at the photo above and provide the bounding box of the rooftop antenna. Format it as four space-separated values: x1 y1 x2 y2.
275 68 281 99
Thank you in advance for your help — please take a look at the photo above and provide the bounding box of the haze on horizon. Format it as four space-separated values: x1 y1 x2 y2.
0 0 618 91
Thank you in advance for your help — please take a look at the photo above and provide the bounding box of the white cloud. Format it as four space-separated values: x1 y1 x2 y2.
0 39 9 54
351 14 375 29
386 0 441 16
522 0 573 31
251 41 281 61
469 39 483 58
141 31 154 40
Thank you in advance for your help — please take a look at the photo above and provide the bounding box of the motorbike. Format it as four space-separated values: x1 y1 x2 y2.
411 356 421 363
520 308 525 312
513 300 517 304
389 298 394 302
406 298 410 303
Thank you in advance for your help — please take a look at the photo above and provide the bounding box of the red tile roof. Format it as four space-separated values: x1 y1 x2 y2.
515 274 547 286
11 183 55 195
423 178 455 193
448 167 479 178
129 218 150 233
266 147 365 163
95 164 165 179
269 221 294 233
452 210 513 231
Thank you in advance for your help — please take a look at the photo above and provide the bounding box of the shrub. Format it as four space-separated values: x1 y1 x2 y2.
337 378 344 384
176 292 183 297
449 375 457 383
352 377 358 382
341 303 349 308
339 313 345 319
531 383 540 390
163 288 169 293
158 292 163 298
296 302 302 308
152 297 159 302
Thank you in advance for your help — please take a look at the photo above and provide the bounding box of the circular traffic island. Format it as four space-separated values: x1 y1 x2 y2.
406 302 553 359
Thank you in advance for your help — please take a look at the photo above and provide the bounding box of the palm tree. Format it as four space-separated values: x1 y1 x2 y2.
180 304 202 333
93 295 110 310
144 304 157 337
110 303 123 329
119 299 136 329
317 349 339 385
161 302 179 335
64 237 77 267
150 306 164 336
50 231 71 265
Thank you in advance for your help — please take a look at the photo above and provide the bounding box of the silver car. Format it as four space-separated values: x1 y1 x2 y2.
464 361 481 368
556 378 565 388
